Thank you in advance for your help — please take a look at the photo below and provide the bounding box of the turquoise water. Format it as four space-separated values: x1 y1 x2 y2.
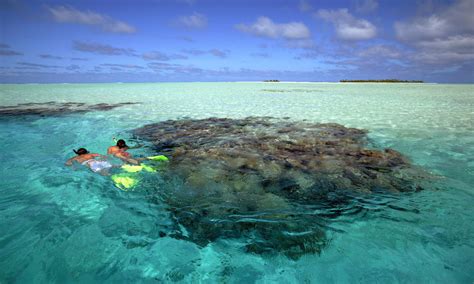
0 82 473 283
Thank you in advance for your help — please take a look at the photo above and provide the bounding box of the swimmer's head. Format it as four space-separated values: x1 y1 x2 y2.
116 139 128 149
74 148 89 155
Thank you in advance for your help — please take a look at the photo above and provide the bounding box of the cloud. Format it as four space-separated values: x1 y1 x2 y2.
181 49 207 56
100 63 145 69
73 41 137 56
284 39 315 49
316 9 376 40
142 51 188 61
48 5 136 34
298 0 313 12
176 12 207 29
176 36 194 42
66 64 80 71
17 62 61 69
0 43 22 56
357 45 401 58
209 49 227 58
355 0 378 13
395 0 474 42
415 35 474 53
39 54 63 59
394 0 474 64
395 15 450 42
181 48 229 58
294 50 320 60
70 57 88 61
251 52 270 58
147 62 204 74
236 17 311 40
0 49 23 56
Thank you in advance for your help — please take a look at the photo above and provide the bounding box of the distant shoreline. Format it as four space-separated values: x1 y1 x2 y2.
340 79 424 83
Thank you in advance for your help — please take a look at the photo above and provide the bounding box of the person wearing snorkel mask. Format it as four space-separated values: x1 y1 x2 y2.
107 139 141 165
65 148 113 175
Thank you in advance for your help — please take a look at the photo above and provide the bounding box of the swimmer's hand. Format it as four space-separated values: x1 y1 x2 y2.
65 157 75 166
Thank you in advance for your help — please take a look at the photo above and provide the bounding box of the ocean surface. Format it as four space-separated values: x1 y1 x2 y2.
0 82 473 283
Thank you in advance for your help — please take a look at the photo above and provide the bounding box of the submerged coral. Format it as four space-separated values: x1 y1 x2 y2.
0 101 137 117
134 117 429 259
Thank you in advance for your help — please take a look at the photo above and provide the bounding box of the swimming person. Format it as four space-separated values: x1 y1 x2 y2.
66 148 113 175
107 139 141 165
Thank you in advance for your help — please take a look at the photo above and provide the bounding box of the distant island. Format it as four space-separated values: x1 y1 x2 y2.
340 79 424 83
263 80 280 82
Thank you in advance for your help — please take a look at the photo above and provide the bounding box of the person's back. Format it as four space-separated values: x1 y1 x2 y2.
66 148 113 175
72 152 98 164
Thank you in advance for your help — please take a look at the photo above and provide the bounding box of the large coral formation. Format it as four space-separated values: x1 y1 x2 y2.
134 117 428 259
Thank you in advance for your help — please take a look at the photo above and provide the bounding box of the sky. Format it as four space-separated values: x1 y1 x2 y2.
0 0 473 83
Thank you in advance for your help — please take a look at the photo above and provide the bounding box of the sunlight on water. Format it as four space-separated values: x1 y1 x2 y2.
0 82 473 283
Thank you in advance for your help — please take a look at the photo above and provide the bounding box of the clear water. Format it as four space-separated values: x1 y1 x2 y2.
0 82 473 283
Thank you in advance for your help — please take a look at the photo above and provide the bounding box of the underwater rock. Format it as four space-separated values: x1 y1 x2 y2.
134 117 429 259
0 101 138 117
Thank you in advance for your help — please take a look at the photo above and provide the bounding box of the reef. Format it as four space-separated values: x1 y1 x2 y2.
0 101 137 117
134 117 429 259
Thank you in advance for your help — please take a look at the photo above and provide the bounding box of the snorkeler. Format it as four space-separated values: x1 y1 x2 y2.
65 148 113 175
107 139 141 165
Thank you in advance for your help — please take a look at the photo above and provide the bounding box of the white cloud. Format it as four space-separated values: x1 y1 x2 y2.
142 51 171 61
316 9 376 40
236 17 311 40
394 0 474 64
395 0 474 41
395 15 450 42
176 12 207 29
73 41 137 56
181 48 229 58
416 35 474 53
284 39 315 49
142 51 188 61
48 6 136 34
357 45 401 58
209 49 228 58
356 0 378 13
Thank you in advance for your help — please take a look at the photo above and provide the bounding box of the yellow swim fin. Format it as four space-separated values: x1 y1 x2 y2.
147 155 169 162
111 173 139 191
121 164 143 173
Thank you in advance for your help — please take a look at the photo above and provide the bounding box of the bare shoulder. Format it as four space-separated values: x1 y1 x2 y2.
107 146 117 154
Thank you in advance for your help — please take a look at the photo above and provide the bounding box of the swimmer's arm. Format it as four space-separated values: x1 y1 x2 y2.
65 157 76 166
115 152 140 165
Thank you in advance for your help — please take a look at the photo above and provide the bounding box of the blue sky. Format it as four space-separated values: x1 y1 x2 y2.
1 0 473 83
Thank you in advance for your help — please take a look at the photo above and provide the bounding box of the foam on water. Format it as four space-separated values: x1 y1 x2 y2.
0 82 473 283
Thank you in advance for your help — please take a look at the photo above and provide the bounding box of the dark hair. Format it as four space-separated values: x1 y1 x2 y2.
116 139 128 149
73 148 89 155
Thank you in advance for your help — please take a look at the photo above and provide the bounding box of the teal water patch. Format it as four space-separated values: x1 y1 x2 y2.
0 83 473 282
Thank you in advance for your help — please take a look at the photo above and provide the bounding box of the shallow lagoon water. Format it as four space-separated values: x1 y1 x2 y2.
0 82 473 283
